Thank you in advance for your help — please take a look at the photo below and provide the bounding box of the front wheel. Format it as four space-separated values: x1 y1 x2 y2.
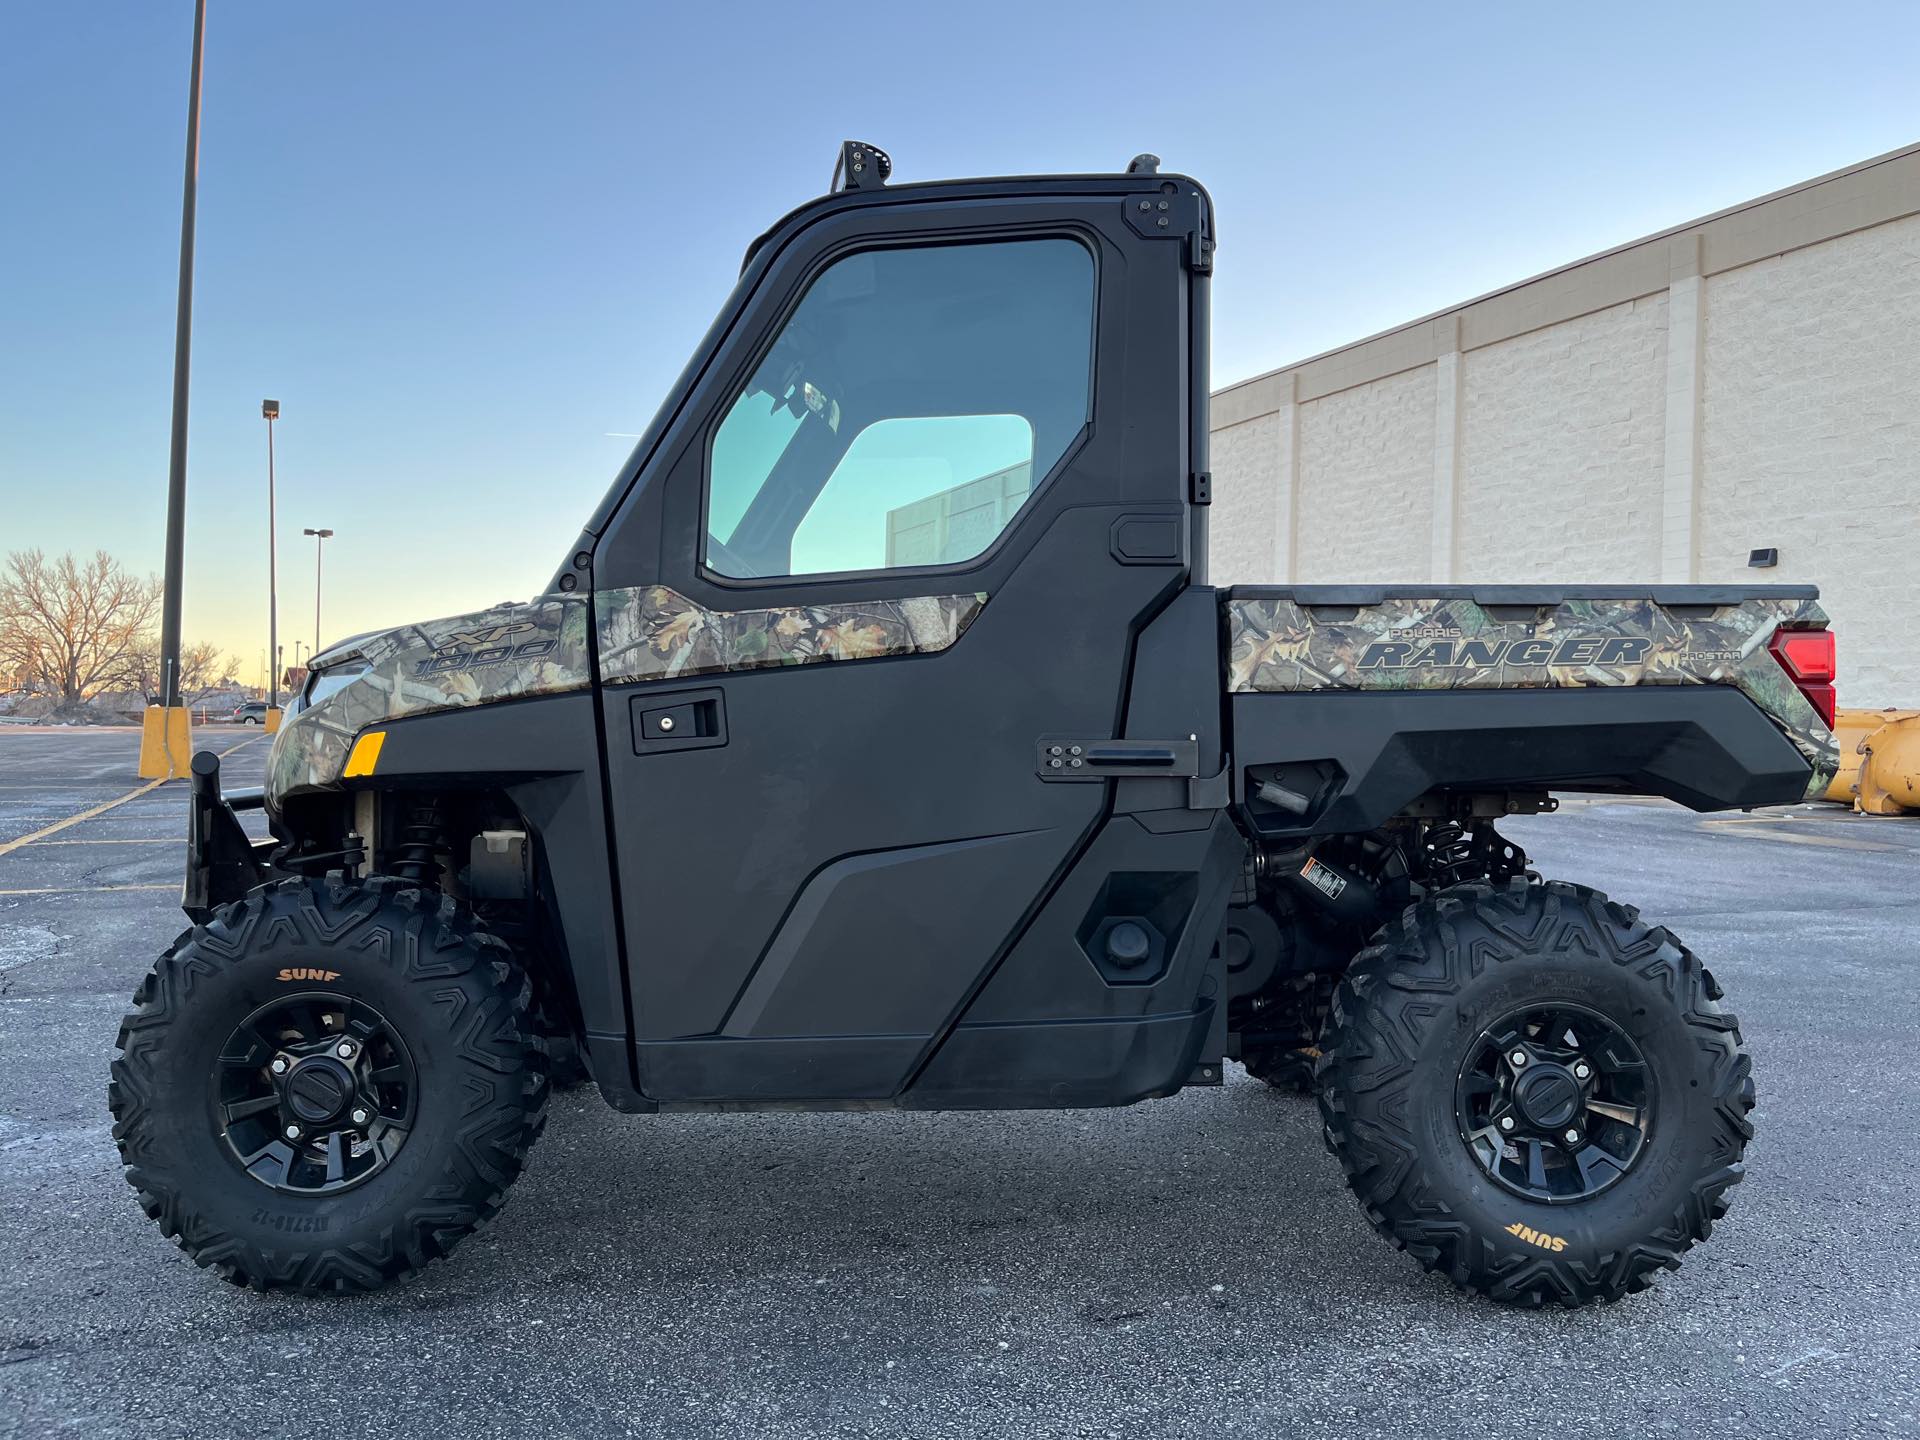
109 876 549 1294
1318 879 1754 1307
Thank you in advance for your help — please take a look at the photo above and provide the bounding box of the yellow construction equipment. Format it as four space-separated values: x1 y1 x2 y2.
1824 707 1920 815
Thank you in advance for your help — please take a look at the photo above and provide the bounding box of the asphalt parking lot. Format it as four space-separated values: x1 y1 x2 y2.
2 727 1917 1438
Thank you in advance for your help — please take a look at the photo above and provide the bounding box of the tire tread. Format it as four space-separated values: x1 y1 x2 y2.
109 875 549 1295
1316 878 1754 1307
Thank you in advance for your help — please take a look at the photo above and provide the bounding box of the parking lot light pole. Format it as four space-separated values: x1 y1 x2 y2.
140 0 209 780
263 400 281 730
303 527 333 654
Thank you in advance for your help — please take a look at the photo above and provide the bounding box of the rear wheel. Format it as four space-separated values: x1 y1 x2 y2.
110 876 548 1293
1318 879 1754 1307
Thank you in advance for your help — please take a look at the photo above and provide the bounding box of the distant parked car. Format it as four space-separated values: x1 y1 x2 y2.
229 701 270 726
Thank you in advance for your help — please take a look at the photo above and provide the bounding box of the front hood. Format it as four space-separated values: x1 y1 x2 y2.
266 593 592 805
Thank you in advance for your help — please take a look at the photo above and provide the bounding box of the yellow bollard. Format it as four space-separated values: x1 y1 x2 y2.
136 705 195 781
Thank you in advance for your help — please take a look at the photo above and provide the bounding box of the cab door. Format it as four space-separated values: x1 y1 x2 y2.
588 178 1206 1103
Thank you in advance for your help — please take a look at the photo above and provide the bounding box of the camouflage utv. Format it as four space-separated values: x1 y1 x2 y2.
112 143 1838 1305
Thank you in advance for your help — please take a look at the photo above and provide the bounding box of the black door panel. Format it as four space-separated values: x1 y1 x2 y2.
720 828 1066 1038
602 503 1182 1051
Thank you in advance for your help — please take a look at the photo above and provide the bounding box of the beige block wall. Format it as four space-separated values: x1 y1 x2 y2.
1699 213 1920 707
1456 295 1668 582
1209 144 1920 706
1208 411 1282 584
1293 364 1435 583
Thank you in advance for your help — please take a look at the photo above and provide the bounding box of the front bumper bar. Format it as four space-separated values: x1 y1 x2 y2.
184 749 275 922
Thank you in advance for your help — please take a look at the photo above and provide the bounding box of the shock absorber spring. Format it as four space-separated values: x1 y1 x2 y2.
1422 820 1476 888
390 802 444 886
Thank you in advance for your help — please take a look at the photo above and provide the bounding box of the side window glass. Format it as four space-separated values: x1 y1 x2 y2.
704 239 1094 580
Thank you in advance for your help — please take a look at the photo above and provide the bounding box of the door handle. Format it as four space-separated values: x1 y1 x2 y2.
631 687 728 755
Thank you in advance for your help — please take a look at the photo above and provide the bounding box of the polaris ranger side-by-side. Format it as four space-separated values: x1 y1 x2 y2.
112 144 1841 1305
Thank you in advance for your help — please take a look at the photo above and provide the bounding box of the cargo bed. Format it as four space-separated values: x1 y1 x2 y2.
1222 583 1839 820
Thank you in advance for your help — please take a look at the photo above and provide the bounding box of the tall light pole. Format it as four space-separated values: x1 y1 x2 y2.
303 528 333 653
262 400 280 713
142 0 208 780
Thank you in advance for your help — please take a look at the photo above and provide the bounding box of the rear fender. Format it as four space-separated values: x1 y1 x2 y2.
1231 687 1813 839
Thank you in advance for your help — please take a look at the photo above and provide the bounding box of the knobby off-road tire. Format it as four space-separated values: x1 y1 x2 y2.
1317 879 1754 1307
109 875 549 1294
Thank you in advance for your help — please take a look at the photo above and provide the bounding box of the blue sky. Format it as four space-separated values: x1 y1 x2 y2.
3 1 1917 679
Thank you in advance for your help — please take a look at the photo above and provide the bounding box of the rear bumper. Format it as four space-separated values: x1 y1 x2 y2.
184 750 275 922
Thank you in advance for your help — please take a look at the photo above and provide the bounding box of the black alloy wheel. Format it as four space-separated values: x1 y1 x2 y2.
1454 1002 1652 1203
215 992 419 1195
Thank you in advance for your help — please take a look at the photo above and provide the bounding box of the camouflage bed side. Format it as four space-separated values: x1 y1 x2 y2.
597 586 987 684
267 595 594 798
1226 593 1838 799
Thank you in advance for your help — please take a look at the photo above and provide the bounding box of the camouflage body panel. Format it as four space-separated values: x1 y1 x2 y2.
266 594 594 800
266 587 987 802
1226 592 1838 800
597 586 987 685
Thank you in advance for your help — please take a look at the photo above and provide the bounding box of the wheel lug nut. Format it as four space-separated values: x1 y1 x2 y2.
351 1108 370 1126
1509 1050 1529 1067
336 1041 356 1059
284 1124 301 1140
269 1057 289 1075
1499 1116 1516 1132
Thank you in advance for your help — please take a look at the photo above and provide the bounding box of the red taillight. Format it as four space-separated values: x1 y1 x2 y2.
1768 628 1836 728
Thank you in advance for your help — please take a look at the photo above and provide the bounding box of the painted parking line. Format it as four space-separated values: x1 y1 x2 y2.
0 784 140 791
23 838 185 847
0 777 172 857
0 736 259 860
1697 817 1900 853
0 883 178 897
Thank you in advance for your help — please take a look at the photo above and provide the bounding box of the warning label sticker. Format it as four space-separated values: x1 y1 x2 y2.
1300 856 1347 901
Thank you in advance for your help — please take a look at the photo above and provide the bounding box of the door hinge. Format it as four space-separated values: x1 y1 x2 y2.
1122 189 1213 274
1037 736 1198 781
1037 736 1231 811
1189 471 1212 506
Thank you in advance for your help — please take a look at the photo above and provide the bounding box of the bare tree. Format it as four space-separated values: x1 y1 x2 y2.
0 550 163 708
130 639 237 706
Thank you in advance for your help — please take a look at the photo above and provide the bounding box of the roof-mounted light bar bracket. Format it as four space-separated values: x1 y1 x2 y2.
832 140 892 192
